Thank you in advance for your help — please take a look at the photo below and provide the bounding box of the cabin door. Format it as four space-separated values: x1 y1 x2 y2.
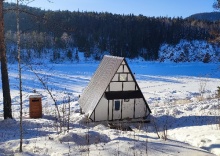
112 99 121 120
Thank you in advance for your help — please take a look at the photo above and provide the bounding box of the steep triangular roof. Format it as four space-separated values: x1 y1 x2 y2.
79 55 124 116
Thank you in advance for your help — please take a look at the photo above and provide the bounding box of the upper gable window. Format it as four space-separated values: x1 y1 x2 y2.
120 74 127 81
124 99 130 102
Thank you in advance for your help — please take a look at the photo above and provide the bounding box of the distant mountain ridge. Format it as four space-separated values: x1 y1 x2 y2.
187 12 220 22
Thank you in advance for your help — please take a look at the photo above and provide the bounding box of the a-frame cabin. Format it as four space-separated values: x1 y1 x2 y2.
79 55 151 122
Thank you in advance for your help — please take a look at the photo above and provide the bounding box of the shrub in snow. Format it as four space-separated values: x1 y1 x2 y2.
171 108 183 116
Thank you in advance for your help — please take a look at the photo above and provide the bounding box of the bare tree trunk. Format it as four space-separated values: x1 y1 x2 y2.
16 0 23 152
0 0 12 119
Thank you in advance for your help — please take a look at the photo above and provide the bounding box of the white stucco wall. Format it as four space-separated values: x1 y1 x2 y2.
117 65 123 72
135 98 147 118
112 74 118 81
110 82 122 91
123 82 136 91
127 74 133 81
109 100 113 120
122 99 134 119
123 65 129 72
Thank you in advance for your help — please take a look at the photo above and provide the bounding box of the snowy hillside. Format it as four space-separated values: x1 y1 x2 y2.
158 40 220 63
0 61 220 155
6 39 220 64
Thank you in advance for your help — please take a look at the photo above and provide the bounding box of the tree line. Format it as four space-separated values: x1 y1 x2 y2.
3 2 220 61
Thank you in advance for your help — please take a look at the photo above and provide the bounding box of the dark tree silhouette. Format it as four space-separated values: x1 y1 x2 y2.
213 0 220 9
0 0 12 119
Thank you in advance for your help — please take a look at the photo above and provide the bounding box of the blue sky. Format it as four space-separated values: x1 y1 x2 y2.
7 0 215 18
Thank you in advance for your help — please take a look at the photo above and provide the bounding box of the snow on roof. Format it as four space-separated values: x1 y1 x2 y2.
78 55 124 116
29 93 42 98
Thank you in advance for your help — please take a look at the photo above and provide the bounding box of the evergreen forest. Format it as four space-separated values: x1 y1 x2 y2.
3 2 220 62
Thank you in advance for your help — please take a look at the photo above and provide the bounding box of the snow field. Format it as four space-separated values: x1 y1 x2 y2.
0 62 219 155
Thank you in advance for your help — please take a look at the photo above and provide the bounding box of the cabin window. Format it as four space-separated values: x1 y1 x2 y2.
114 100 120 111
124 99 130 102
120 74 127 81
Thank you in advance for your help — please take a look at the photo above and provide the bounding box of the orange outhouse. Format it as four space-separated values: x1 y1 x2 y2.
29 94 42 118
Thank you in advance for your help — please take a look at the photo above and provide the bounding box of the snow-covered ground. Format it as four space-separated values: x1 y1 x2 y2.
0 60 220 156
